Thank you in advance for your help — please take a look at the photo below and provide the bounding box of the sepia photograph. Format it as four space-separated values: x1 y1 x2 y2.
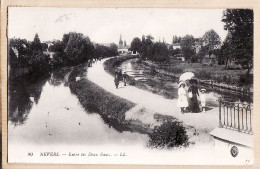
7 7 253 165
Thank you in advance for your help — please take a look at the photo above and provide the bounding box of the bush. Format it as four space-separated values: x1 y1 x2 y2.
238 73 253 87
147 121 189 149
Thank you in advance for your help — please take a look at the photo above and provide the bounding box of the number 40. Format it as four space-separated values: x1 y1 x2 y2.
27 152 33 156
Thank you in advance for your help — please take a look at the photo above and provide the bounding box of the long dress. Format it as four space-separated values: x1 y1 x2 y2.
200 93 206 107
188 86 200 112
177 87 189 108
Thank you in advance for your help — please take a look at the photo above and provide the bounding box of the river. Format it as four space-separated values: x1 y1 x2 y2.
8 68 148 164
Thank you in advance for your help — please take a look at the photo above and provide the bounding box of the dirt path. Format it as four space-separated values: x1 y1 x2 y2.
88 58 219 131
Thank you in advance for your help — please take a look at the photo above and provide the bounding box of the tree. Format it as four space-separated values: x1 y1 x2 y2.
150 42 169 62
140 35 154 60
222 9 253 73
141 35 145 43
219 32 234 66
172 35 181 44
109 43 119 56
180 35 195 61
202 29 221 53
130 37 142 53
31 33 42 52
63 32 94 65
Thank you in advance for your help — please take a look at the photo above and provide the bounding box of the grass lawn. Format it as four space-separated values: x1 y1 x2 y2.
151 58 249 86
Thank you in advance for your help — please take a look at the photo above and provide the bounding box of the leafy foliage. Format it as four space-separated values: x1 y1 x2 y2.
202 29 221 53
130 37 142 53
221 9 253 73
150 42 169 62
148 121 189 149
9 32 118 78
180 35 195 61
131 35 169 62
31 33 42 52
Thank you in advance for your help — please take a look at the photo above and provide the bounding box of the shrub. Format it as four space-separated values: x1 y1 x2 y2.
238 73 253 87
147 121 189 149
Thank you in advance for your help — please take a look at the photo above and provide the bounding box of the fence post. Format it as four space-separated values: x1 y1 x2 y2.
219 99 222 128
237 103 240 132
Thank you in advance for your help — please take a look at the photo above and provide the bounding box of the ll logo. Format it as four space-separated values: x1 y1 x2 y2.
230 146 239 157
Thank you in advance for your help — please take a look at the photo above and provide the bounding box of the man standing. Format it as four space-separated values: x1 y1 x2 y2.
122 72 128 86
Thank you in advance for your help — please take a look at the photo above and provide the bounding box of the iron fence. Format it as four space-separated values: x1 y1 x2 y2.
219 99 253 134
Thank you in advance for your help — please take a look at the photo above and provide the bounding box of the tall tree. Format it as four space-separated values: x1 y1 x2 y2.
172 35 181 44
180 35 195 61
31 33 42 52
202 29 221 53
141 35 145 43
151 42 169 62
130 37 142 53
141 35 154 60
222 9 253 73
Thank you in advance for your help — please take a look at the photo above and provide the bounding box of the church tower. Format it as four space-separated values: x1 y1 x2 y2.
119 34 123 46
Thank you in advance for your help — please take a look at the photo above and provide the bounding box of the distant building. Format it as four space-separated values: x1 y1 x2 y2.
194 41 202 54
172 43 181 50
202 53 217 66
118 34 129 54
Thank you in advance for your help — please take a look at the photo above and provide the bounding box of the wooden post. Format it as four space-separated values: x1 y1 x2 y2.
237 103 240 132
219 99 222 128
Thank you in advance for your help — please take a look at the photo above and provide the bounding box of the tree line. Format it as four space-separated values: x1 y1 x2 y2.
130 35 169 62
9 32 118 78
130 9 253 73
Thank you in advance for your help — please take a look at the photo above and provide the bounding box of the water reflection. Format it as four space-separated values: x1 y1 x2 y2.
8 67 147 146
8 76 48 126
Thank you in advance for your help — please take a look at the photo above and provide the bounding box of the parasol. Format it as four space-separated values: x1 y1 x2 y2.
179 72 195 82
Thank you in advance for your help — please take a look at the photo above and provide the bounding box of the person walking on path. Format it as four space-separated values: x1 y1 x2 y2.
188 80 200 113
114 73 119 89
122 72 128 86
200 88 207 112
177 82 189 113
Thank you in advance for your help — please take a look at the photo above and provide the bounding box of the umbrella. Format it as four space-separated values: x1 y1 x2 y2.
179 72 195 82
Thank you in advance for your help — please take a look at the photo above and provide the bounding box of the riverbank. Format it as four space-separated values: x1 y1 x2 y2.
142 59 253 95
68 62 196 148
104 55 179 99
68 63 155 134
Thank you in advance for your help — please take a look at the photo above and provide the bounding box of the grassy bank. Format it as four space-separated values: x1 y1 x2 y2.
68 62 193 148
68 63 155 133
145 58 253 91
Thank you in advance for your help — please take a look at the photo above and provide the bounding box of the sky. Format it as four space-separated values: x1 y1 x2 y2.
8 7 228 44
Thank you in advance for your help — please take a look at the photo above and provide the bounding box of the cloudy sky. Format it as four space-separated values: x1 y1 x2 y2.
8 7 228 44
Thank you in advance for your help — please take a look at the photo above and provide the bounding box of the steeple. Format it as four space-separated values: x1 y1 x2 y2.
124 40 126 46
119 34 123 46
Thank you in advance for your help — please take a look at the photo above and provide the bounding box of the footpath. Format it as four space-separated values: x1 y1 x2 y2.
87 59 219 131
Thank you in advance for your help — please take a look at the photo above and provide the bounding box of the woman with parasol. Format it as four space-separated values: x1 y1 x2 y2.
188 79 200 113
179 72 200 113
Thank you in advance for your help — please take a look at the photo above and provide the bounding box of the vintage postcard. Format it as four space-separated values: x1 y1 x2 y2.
4 6 255 166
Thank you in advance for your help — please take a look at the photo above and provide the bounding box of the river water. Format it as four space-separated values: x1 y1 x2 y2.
8 68 148 164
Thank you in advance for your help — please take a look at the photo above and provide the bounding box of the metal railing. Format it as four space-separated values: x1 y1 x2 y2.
219 99 253 134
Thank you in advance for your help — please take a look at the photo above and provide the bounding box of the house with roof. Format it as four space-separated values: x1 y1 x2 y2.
172 43 181 50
